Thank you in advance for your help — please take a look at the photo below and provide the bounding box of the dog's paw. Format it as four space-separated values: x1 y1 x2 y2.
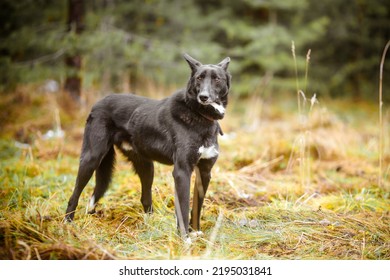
184 237 192 245
189 231 204 238
183 231 203 245
63 216 73 224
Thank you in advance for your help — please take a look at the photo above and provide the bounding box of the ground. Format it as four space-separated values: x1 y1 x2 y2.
0 88 389 259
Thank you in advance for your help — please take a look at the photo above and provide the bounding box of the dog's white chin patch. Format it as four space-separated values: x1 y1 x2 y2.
199 145 219 159
121 142 133 152
210 102 225 115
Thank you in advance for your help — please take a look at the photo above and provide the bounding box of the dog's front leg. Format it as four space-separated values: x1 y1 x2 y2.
191 159 215 232
172 163 192 239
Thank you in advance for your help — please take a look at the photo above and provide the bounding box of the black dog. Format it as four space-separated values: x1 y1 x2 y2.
65 54 231 240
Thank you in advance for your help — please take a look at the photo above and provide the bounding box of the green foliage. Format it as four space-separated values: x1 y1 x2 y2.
304 0 390 98
0 0 67 91
0 0 389 98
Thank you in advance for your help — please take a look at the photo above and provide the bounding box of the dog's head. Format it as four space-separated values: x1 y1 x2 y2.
184 53 231 120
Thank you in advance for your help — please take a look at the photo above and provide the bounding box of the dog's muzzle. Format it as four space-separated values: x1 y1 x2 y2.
197 91 225 117
209 102 225 115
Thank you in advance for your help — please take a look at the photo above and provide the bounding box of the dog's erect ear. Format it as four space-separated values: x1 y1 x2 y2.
217 57 230 71
183 53 202 73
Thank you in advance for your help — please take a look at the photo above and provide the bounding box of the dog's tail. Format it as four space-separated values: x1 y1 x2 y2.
88 146 116 213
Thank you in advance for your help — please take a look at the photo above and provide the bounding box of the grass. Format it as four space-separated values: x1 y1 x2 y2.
0 85 389 260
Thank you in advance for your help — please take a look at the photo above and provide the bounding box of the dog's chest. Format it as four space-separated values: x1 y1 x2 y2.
196 129 219 160
198 145 219 159
193 124 220 160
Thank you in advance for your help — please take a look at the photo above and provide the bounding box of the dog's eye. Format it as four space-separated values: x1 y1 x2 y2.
215 77 220 83
197 76 203 81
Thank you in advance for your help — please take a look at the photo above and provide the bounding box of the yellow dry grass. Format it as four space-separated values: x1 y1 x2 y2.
0 86 389 260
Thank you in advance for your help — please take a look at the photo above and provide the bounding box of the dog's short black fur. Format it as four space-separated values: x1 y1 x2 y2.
65 54 231 238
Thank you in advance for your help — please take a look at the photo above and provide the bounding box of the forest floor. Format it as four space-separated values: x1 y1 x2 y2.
0 87 389 260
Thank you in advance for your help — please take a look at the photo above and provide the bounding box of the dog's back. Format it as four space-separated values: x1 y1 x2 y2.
88 94 151 131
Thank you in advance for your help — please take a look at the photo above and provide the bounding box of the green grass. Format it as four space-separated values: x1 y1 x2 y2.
0 88 389 260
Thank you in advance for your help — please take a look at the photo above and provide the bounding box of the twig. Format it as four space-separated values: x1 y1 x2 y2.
115 216 129 234
239 155 284 174
34 247 41 260
96 244 117 260
15 48 67 66
17 240 31 260
293 232 305 249
204 209 224 258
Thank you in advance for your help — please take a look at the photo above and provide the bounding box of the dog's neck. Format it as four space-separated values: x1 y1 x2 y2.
184 96 217 122
178 110 215 125
198 112 216 122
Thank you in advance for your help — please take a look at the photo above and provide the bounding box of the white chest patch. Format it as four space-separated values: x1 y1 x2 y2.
198 145 219 159
121 142 133 152
210 102 225 114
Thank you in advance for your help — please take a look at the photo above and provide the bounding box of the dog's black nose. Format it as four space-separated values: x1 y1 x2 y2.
199 94 209 102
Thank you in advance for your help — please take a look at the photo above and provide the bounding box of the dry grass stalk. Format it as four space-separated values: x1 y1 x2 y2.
291 43 318 189
304 49 311 95
378 40 390 188
291 41 301 119
204 209 224 258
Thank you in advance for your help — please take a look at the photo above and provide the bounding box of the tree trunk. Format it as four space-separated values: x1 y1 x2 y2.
64 0 85 101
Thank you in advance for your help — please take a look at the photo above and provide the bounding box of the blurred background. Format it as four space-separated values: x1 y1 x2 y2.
1 1 390 260
1 0 389 101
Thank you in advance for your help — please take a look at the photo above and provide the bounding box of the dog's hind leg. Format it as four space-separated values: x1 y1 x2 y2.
88 146 116 214
65 119 112 221
128 154 154 213
65 154 98 222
